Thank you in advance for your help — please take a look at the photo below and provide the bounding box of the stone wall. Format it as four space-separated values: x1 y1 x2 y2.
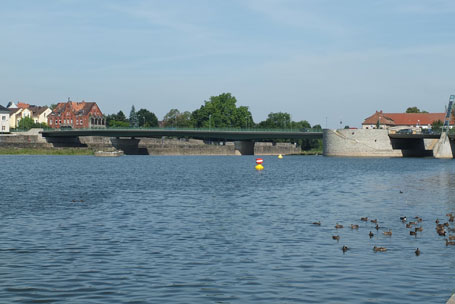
323 129 403 157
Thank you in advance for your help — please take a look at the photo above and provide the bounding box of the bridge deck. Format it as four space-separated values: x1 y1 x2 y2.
41 128 323 141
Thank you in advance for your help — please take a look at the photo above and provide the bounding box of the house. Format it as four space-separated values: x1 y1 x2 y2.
362 111 451 130
48 100 105 129
0 105 10 133
7 102 51 128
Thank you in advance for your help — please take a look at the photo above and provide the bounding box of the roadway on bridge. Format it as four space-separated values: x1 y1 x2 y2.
41 128 323 141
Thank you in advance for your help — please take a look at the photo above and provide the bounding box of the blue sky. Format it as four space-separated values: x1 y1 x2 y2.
2 0 455 128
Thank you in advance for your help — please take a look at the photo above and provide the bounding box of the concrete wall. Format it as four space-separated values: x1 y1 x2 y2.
0 130 305 155
323 129 403 157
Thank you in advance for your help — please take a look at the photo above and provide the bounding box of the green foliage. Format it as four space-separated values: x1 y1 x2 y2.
431 119 443 132
137 109 158 127
163 109 192 128
129 105 139 128
190 93 253 128
106 111 130 128
16 117 47 130
258 112 291 129
406 107 428 113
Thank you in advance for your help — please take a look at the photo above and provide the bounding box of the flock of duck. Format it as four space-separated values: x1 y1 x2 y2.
312 211 455 255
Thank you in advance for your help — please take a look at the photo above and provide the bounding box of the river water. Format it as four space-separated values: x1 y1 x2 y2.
1 155 455 303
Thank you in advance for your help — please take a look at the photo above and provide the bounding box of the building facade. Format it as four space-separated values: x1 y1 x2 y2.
7 102 51 128
0 105 10 133
362 111 451 130
48 100 105 129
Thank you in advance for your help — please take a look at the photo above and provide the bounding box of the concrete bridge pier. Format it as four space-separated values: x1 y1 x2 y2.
434 132 455 159
110 137 141 155
45 136 87 148
234 140 255 155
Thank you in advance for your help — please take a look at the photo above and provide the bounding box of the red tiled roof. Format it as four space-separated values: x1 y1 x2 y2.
17 102 30 109
52 101 102 116
362 111 450 126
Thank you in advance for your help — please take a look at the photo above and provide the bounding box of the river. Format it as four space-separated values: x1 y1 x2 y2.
1 155 455 303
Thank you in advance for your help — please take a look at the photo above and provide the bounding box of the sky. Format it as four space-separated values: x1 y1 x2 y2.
2 0 455 128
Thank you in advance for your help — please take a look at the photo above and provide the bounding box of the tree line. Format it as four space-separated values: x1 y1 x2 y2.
106 93 323 151
107 93 321 131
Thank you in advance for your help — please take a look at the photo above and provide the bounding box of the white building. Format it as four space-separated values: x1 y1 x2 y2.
0 105 10 133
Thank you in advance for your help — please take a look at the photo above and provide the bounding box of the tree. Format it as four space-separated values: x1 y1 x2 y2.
190 93 253 128
137 109 158 127
16 117 47 130
129 105 139 128
163 109 192 128
431 119 443 133
106 111 129 127
258 112 291 129
406 107 428 113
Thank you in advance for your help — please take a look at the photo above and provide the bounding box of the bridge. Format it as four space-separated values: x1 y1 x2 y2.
40 128 323 155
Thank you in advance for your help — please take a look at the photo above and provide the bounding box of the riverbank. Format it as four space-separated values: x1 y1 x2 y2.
0 147 94 155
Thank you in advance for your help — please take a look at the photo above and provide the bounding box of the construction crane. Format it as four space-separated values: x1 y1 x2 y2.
442 95 455 135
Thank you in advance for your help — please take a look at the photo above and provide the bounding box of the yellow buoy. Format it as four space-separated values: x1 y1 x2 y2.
278 154 283 159
255 158 264 170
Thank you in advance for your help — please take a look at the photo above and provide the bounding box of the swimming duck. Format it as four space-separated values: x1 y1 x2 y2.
313 221 321 226
335 223 344 229
410 231 417 236
415 227 423 232
448 235 455 240
369 231 374 238
370 219 378 224
445 239 455 246
415 248 420 256
342 245 349 252
361 217 368 222
400 216 407 222
375 224 380 230
332 235 340 241
383 230 392 236
437 229 446 236
436 219 440 224
351 224 359 229
406 223 414 228
373 246 387 252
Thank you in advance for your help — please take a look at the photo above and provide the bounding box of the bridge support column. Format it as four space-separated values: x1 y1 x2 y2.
434 132 454 158
110 138 141 155
234 141 255 155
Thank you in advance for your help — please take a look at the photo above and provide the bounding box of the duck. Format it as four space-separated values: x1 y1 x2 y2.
399 190 403 194
406 223 414 228
373 246 387 252
342 245 349 252
415 227 423 232
446 213 454 217
410 231 417 236
408 221 416 226
369 231 374 238
445 239 455 246
312 221 321 226
351 224 359 229
400 216 407 222
449 216 455 223
361 217 368 222
332 235 340 241
375 224 380 230
437 229 446 236
448 235 455 240
370 219 378 224
415 248 421 256
335 223 344 229
436 219 440 224
383 230 392 236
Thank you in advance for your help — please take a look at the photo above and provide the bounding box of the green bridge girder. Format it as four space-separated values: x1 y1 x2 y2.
40 128 323 141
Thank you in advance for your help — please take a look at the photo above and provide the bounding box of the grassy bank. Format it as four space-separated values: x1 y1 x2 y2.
0 148 94 155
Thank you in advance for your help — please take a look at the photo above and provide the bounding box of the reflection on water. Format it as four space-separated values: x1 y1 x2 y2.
1 155 455 303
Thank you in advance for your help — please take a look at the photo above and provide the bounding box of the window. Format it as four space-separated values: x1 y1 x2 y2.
50 120 52 125
1 116 5 120
2 126 5 131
